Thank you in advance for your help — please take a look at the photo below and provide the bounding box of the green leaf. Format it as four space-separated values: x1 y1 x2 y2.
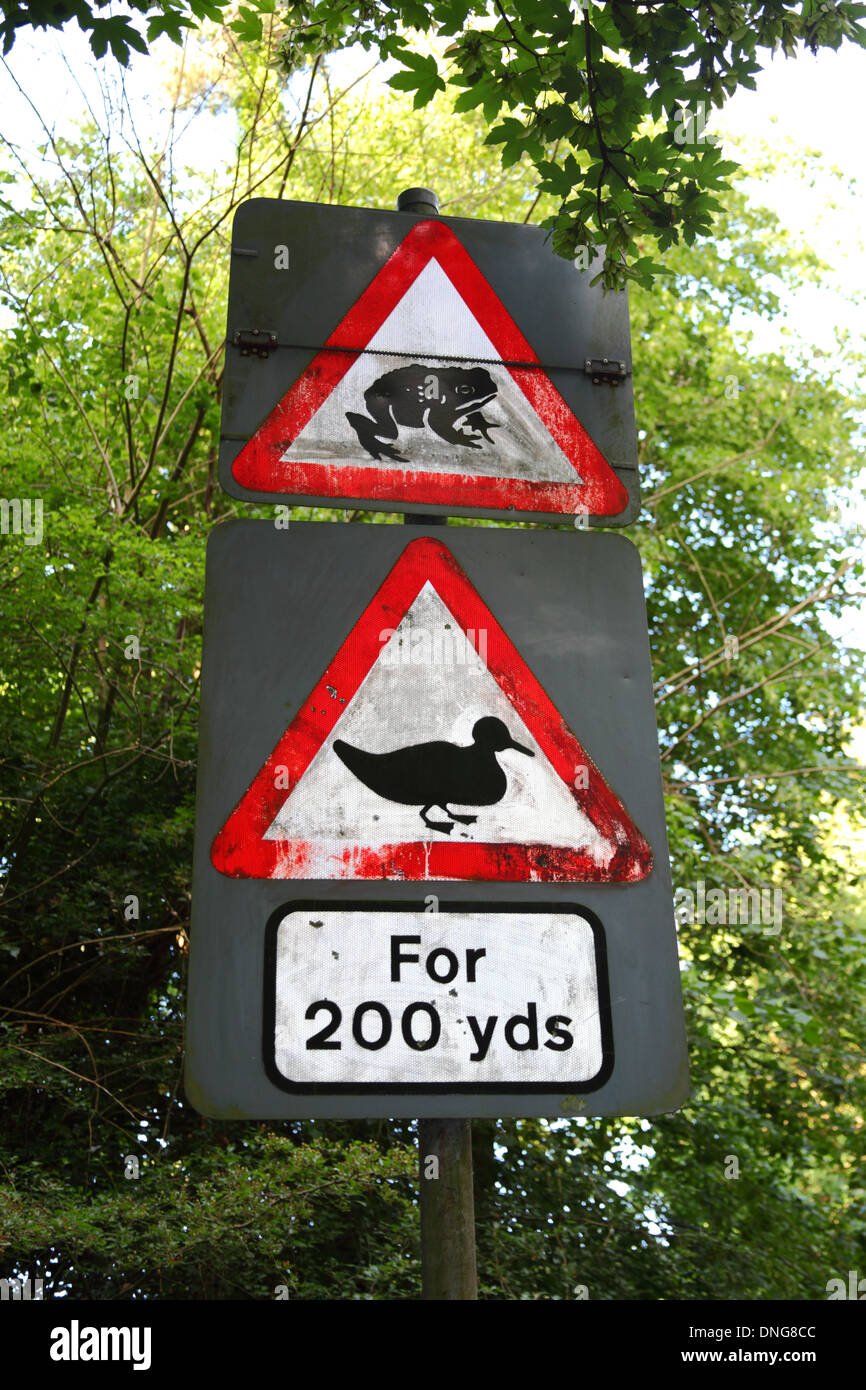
413 75 446 108
230 8 263 41
452 87 486 113
386 71 421 92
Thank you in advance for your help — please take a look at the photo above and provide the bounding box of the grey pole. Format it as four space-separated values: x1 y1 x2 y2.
397 188 476 1297
419 1118 478 1300
396 186 440 216
398 188 447 528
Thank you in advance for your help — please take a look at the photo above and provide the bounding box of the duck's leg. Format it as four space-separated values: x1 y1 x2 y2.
421 804 454 834
444 807 478 825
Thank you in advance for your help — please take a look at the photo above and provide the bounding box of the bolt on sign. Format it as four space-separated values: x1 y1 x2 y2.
185 522 688 1119
219 199 639 525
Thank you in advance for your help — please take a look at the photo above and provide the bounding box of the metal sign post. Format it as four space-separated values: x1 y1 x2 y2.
419 1117 477 1300
400 192 473 1299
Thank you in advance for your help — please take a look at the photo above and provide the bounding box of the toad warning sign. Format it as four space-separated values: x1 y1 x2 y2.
210 536 652 883
231 219 627 518
219 199 639 524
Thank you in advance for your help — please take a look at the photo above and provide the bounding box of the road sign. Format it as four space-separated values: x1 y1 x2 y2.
220 199 639 525
185 521 688 1118
211 536 652 883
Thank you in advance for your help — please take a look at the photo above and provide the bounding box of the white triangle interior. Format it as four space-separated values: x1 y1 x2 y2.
279 259 582 484
265 582 614 865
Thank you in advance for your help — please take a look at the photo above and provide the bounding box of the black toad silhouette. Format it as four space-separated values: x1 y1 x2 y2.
346 364 499 463
333 716 533 834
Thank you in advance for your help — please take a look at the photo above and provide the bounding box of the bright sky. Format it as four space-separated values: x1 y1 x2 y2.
1 19 864 667
719 45 866 665
723 42 866 343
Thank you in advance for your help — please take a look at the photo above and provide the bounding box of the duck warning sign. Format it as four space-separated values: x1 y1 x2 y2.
186 521 688 1119
210 535 651 883
219 199 639 525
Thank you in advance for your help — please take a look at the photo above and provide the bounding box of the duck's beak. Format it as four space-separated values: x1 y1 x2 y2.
506 738 534 757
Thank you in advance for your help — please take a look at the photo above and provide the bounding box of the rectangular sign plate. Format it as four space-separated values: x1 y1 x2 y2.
265 902 613 1093
219 199 639 526
185 521 688 1119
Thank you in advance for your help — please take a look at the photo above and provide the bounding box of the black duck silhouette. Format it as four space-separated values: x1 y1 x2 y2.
332 716 534 834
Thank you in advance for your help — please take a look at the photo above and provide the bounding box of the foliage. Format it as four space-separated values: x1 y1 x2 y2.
0 27 864 1299
0 1135 418 1297
5 3 866 290
0 0 225 62
272 0 866 288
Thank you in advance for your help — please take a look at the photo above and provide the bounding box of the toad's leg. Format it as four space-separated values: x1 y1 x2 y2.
346 408 407 462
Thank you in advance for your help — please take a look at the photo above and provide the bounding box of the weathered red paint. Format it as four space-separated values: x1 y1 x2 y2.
210 537 653 882
231 220 628 517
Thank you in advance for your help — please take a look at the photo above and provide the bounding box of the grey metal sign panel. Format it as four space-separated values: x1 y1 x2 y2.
219 199 639 526
185 521 688 1118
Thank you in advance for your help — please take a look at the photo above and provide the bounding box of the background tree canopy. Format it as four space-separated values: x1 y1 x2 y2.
0 0 225 61
3 3 866 286
0 19 864 1298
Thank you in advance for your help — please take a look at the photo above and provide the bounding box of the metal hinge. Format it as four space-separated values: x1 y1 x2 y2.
232 329 278 358
584 357 627 385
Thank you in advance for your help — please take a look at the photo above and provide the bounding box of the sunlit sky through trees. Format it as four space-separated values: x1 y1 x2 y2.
1 18 863 656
